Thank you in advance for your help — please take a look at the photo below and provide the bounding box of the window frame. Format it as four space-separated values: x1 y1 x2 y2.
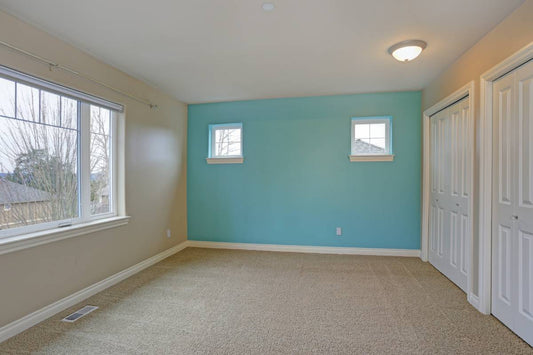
81 104 118 222
207 123 244 164
0 66 124 241
350 116 394 162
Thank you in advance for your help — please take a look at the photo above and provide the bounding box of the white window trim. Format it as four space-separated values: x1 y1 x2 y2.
348 154 394 162
0 67 127 243
208 123 244 164
206 157 244 164
0 216 130 255
349 117 392 162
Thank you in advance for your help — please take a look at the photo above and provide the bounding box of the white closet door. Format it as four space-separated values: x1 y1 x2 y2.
429 97 470 292
492 60 533 346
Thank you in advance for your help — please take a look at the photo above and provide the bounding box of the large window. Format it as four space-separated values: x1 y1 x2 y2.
0 67 120 238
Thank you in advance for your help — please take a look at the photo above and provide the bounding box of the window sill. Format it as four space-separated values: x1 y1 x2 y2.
349 154 394 162
206 157 244 164
0 216 130 256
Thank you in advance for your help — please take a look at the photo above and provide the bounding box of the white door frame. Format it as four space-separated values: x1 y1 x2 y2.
421 81 475 304
478 42 533 315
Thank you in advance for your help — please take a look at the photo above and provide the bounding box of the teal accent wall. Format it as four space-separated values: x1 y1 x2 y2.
187 91 421 249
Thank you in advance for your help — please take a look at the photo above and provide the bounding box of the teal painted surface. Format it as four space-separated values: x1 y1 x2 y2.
187 91 421 249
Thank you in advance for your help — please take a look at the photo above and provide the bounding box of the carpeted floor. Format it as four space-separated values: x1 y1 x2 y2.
1 247 531 354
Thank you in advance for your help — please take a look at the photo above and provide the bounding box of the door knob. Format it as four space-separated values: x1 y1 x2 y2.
511 215 519 220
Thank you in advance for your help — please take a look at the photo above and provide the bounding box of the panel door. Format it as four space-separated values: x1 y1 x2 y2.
492 59 533 346
429 97 470 292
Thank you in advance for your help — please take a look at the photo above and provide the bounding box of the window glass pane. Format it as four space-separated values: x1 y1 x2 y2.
61 97 78 129
0 77 15 118
90 105 111 215
228 128 241 142
90 105 110 135
0 116 79 230
369 138 386 152
352 146 365 154
352 139 370 154
354 124 369 139
215 129 230 144
227 142 241 156
16 83 40 122
215 139 229 156
214 127 241 157
370 123 385 138
41 91 61 126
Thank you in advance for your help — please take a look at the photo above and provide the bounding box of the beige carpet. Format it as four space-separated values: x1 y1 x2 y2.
1 247 531 354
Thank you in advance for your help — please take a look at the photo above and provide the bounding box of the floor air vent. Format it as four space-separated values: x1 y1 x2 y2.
62 305 98 323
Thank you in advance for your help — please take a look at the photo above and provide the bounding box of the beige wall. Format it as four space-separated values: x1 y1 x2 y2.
422 0 533 297
0 11 187 327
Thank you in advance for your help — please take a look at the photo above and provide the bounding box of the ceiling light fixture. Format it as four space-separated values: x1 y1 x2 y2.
262 2 275 11
388 40 427 62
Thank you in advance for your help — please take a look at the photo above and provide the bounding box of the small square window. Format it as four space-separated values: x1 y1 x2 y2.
351 117 392 156
208 123 243 163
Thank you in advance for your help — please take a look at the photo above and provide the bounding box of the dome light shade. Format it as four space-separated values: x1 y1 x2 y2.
388 40 427 62
262 2 275 11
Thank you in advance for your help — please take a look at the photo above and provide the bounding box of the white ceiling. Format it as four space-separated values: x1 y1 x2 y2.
0 0 525 103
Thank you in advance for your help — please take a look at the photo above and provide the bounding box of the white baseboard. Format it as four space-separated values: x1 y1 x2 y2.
187 240 420 257
0 240 188 343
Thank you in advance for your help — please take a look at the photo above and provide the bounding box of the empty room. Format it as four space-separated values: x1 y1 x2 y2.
0 0 532 353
